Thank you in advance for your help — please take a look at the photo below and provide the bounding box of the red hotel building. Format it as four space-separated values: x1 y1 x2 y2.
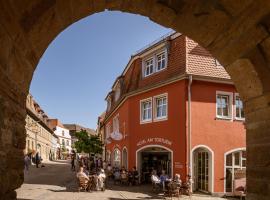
102 32 246 195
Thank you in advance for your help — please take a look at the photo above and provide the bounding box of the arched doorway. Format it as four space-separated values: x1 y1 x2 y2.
136 145 173 183
191 145 214 194
122 147 128 169
1 2 270 199
224 148 246 194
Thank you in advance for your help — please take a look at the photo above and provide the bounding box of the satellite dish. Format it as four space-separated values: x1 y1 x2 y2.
110 131 123 141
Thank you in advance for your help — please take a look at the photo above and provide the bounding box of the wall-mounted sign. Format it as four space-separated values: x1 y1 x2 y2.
174 162 183 169
110 131 123 141
136 137 172 147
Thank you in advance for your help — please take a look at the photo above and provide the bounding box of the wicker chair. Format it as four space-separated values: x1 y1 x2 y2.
168 182 180 200
78 176 89 192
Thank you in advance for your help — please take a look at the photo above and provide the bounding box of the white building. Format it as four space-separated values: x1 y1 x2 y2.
48 119 72 158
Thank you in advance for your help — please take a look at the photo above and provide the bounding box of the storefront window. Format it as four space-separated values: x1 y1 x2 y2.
225 150 246 193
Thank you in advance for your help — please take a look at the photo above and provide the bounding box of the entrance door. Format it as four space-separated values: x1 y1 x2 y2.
196 151 209 192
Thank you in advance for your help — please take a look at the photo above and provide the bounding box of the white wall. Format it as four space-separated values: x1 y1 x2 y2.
54 126 72 152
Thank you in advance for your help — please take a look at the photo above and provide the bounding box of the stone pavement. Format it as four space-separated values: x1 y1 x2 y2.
17 160 236 200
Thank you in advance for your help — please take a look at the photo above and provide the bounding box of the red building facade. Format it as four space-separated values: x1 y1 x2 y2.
103 33 246 195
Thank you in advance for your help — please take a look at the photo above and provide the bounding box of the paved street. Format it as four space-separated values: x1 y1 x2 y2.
17 160 235 200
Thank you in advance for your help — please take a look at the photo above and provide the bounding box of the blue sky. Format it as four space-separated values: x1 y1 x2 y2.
30 11 171 129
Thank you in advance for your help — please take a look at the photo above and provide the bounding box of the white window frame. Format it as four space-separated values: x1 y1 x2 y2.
153 93 168 121
114 84 121 102
156 50 167 72
216 91 233 120
106 123 111 139
234 93 245 121
113 114 120 133
113 148 121 167
140 97 152 124
142 48 168 78
143 57 154 77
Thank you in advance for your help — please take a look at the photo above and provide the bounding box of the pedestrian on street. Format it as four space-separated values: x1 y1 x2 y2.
35 152 40 168
71 155 75 171
24 154 31 172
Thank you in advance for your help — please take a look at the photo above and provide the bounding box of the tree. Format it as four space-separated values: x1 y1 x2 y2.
74 130 103 156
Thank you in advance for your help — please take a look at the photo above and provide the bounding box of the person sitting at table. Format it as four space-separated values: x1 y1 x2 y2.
130 166 139 185
83 165 89 176
77 166 90 185
174 174 182 186
114 168 121 184
151 170 161 184
160 170 170 191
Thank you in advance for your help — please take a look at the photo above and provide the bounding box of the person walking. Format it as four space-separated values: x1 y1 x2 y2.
71 155 75 171
35 152 40 168
24 154 31 172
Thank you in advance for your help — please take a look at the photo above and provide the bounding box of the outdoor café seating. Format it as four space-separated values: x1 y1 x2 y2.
78 176 89 192
167 181 181 199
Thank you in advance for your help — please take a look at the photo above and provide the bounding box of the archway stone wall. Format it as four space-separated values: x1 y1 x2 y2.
1 1 270 199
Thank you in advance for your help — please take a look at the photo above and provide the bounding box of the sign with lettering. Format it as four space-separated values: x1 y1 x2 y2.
136 137 172 147
175 162 183 169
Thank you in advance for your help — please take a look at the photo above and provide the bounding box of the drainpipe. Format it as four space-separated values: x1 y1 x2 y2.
187 75 192 181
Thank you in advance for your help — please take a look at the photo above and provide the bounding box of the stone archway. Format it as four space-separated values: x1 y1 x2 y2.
1 1 270 199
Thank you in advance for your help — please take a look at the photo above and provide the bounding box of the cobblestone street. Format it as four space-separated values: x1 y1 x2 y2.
17 161 236 200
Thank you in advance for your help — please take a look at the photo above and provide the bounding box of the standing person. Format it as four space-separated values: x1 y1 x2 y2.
71 155 75 171
35 152 40 168
24 154 31 172
160 170 169 191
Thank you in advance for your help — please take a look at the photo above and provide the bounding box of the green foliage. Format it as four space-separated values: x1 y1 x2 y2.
74 130 103 155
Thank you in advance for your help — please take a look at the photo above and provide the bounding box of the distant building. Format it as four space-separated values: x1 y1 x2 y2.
97 112 106 159
25 94 57 161
48 119 72 159
63 124 97 148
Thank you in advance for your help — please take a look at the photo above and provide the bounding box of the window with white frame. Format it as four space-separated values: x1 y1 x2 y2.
143 49 167 78
113 115 119 132
144 57 154 77
114 84 121 102
140 98 152 122
235 95 245 119
216 93 232 118
156 51 166 71
113 148 121 167
225 150 246 193
106 124 111 138
154 94 168 120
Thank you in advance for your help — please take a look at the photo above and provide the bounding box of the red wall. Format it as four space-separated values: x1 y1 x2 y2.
190 80 246 193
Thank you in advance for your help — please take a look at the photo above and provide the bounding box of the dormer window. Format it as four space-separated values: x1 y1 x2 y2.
143 48 167 78
114 84 121 102
144 58 154 77
156 51 166 71
107 97 112 111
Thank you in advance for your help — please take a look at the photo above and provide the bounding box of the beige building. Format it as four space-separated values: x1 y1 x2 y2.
25 94 57 161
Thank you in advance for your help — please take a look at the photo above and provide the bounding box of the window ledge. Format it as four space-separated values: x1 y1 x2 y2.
215 116 232 121
153 117 168 122
234 118 245 122
140 120 152 124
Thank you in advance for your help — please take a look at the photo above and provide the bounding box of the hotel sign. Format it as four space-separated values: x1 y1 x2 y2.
136 137 172 147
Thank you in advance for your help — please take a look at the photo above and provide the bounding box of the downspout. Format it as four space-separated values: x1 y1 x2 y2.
187 75 192 181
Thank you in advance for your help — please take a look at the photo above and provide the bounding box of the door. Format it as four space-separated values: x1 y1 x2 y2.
196 151 209 192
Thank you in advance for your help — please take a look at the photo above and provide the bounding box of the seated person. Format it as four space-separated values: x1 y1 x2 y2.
77 166 90 183
114 169 121 181
151 170 161 184
130 167 139 185
160 170 170 191
83 165 89 176
174 174 182 186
